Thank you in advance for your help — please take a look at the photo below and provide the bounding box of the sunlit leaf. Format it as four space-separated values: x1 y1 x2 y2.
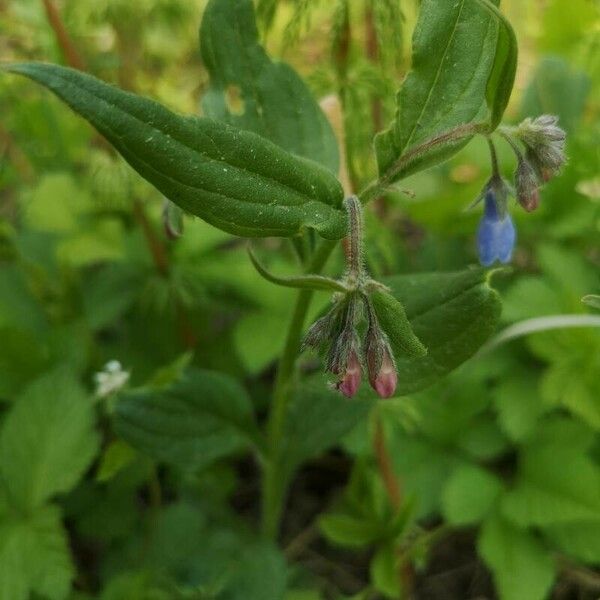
200 0 339 173
4 63 346 240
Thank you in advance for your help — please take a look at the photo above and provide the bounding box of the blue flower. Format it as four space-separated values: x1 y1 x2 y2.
477 189 516 266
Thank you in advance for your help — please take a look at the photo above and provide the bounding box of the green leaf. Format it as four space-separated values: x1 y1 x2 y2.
382 269 502 395
114 368 263 470
0 370 99 511
442 464 503 525
280 378 374 479
95 440 137 483
493 373 546 442
319 514 381 548
374 0 516 183
82 263 143 330
501 420 600 527
0 327 51 398
200 0 339 173
370 290 427 358
544 521 600 564
457 415 509 460
4 63 346 240
223 541 287 600
99 571 186 600
477 0 518 130
478 513 555 600
520 56 590 135
370 544 401 599
23 172 87 233
0 503 74 600
541 357 600 430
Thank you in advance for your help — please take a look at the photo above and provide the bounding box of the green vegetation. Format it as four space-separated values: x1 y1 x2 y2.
0 0 598 598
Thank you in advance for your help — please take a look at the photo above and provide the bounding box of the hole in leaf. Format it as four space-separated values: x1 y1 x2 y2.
225 85 245 115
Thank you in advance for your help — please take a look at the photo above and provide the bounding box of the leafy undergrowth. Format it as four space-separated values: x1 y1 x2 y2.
0 0 599 599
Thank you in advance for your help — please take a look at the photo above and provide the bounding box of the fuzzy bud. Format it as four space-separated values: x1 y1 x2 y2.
515 158 540 212
336 347 362 398
516 115 566 181
364 305 398 399
302 312 335 352
367 343 397 399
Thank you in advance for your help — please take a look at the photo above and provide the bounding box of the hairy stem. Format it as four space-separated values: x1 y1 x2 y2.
262 239 337 539
359 122 485 204
498 128 524 160
486 136 500 176
345 195 364 279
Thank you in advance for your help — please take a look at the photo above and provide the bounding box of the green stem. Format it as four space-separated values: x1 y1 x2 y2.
358 122 485 204
262 239 337 539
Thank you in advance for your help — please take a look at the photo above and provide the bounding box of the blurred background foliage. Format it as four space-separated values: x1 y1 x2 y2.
0 0 599 598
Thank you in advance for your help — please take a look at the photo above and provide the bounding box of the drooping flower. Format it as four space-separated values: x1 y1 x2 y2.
336 347 362 398
514 157 540 212
364 308 397 399
366 343 397 398
322 297 363 398
477 187 516 267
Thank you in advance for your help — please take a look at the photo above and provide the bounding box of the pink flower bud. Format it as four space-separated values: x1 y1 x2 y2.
336 349 361 398
369 348 397 399
519 185 540 212
515 159 540 212
541 167 554 183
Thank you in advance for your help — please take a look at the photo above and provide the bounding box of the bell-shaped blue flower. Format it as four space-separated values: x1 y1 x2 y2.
477 189 516 266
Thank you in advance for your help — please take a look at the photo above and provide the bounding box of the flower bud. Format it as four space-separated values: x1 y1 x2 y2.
336 348 362 398
368 344 397 399
302 312 335 351
516 115 566 181
363 307 398 399
515 158 540 212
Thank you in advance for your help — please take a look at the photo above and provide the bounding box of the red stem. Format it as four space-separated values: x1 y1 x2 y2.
41 0 85 70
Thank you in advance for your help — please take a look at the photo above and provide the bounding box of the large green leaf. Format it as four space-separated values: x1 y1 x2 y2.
0 370 99 511
200 0 339 173
281 378 374 480
223 541 287 600
500 420 600 526
4 63 346 239
544 521 600 564
114 368 262 471
479 513 555 600
481 0 518 129
442 464 503 526
493 372 547 442
0 502 74 600
382 269 502 395
374 0 517 184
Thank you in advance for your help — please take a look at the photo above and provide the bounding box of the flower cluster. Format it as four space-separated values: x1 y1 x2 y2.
516 115 567 184
303 292 397 399
475 115 566 266
300 196 422 399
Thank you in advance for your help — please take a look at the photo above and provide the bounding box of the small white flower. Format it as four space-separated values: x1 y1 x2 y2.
94 360 130 398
